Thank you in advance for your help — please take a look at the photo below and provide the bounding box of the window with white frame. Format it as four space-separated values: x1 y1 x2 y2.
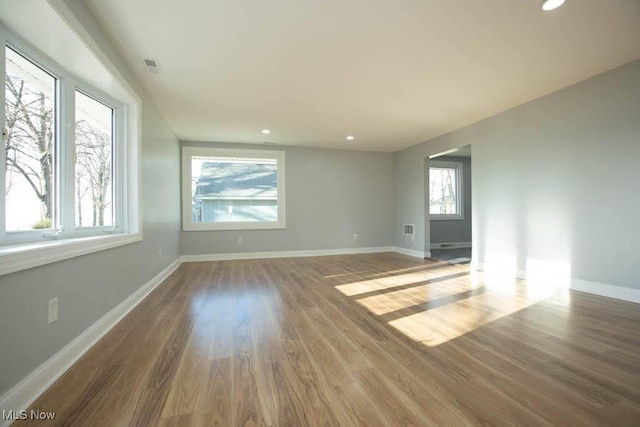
4 46 57 233
429 160 463 220
182 147 286 231
1 26 136 258
74 90 115 229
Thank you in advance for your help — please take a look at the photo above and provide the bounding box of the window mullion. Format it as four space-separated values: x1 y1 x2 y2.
59 77 76 236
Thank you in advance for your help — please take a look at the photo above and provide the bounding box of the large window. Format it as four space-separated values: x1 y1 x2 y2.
429 160 463 220
2 44 121 243
182 147 286 231
1 27 134 259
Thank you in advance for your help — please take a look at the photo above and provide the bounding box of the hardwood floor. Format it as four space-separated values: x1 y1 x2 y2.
17 253 640 426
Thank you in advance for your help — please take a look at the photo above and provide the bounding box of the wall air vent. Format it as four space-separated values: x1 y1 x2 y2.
144 58 161 74
403 224 414 235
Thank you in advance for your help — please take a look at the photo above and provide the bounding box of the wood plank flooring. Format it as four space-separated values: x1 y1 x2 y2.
16 253 640 426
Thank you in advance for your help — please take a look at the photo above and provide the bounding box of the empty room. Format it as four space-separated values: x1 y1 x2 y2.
1 0 640 425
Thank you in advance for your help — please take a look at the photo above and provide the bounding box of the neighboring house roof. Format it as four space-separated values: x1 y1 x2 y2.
195 161 277 200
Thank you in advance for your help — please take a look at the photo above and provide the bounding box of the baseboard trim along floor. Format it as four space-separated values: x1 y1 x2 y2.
2 248 638 424
0 259 181 426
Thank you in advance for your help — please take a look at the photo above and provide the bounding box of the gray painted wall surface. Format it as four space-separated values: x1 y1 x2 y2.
429 156 472 245
181 142 394 255
394 59 640 290
2 0 638 403
0 1 181 396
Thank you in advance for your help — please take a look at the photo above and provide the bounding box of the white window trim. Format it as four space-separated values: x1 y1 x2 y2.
0 21 141 276
182 146 286 231
429 160 464 221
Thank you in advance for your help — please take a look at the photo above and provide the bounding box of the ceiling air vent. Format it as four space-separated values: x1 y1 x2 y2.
144 58 161 74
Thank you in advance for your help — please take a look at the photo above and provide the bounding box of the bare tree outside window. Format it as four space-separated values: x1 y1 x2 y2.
4 47 113 231
429 166 459 215
75 91 113 227
4 47 55 230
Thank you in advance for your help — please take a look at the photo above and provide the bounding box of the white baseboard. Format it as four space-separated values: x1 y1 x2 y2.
571 279 640 304
472 262 640 304
429 241 472 250
0 258 181 425
182 246 433 263
391 246 429 259
181 246 396 262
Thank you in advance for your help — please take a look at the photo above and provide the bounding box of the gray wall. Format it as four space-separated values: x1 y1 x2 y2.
181 142 394 255
394 59 640 290
0 0 181 396
429 155 472 245
2 0 638 403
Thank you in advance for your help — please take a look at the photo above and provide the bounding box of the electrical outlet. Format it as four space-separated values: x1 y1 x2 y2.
352 233 358 240
238 236 244 244
48 298 58 324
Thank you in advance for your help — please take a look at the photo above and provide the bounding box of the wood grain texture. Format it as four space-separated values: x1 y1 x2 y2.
16 253 640 426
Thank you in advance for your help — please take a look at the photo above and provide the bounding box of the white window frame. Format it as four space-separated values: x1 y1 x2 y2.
0 23 140 276
70 85 125 236
429 160 464 220
182 146 286 231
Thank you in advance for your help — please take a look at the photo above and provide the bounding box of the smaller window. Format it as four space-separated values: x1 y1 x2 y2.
74 90 114 228
182 147 286 231
429 160 463 220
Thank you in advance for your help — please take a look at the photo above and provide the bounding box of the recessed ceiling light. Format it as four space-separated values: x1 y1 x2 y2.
346 135 355 141
261 129 271 134
540 0 565 11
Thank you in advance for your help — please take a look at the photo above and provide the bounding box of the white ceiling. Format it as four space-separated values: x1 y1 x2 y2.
0 0 123 99
84 0 640 152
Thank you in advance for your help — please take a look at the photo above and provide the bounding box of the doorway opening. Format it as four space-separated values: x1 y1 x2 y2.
427 145 472 264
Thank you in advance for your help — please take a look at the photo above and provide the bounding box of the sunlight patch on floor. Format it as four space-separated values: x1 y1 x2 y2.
324 264 441 280
335 270 454 297
388 288 544 346
334 260 572 348
354 280 477 315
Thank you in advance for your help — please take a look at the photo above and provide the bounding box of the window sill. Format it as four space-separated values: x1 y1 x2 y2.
0 233 142 277
430 215 464 221
183 221 286 231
